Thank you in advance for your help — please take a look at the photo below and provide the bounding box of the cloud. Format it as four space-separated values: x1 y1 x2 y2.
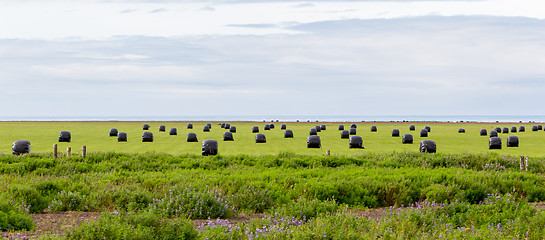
119 8 138 14
198 6 215 11
148 8 167 13
226 23 277 28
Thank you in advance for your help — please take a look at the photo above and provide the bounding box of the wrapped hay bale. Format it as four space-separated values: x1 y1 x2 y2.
142 132 153 142
480 129 488 136
307 135 321 148
371 126 377 132
143 124 150 130
264 124 270 130
255 133 266 143
206 123 212 129
203 125 210 132
12 140 31 155
489 131 498 138
392 129 400 137
532 126 538 131
420 129 428 137
338 125 344 131
349 128 357 135
351 124 357 129
159 125 166 132
309 128 318 135
507 136 519 147
187 133 198 142
489 137 502 149
349 136 363 149
502 127 509 134
230 126 237 133
224 124 231 130
409 125 415 131
117 132 127 142
269 124 275 129
202 139 218 156
284 130 294 138
402 134 413 144
187 123 193 129
223 132 234 141
419 140 436 153
169 128 177 135
59 131 71 142
109 128 118 137
320 125 326 130
315 126 321 132
519 126 525 132
221 123 226 128
252 126 259 133
341 130 350 139
511 127 517 133
281 124 287 130
495 127 502 133
425 126 431 132
458 129 465 133
539 125 543 131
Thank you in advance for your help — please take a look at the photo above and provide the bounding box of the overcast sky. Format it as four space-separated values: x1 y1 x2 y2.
1 0 545 119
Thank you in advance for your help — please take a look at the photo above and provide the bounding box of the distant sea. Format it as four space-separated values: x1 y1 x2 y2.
1 115 545 123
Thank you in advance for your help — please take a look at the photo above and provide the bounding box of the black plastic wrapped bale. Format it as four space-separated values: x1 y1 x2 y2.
349 128 357 135
221 123 226 128
425 126 431 132
539 125 543 130
309 128 318 135
315 126 321 132
284 130 294 138
117 132 127 142
203 125 210 132
12 140 31 155
143 124 150 130
269 124 275 129
338 125 344 131
392 129 400 137
419 140 437 153
502 127 509 134
507 136 519 147
489 131 498 138
159 125 166 132
307 135 321 148
321 125 326 130
169 128 177 135
409 125 415 131
495 127 502 133
223 132 234 141
109 128 118 137
206 123 212 129
230 126 237 133
458 129 465 133
255 133 266 143
420 129 428 137
187 133 198 142
371 126 377 132
519 126 525 132
351 124 357 129
58 131 71 142
480 129 488 136
202 139 218 156
252 126 259 133
489 137 502 149
402 134 413 144
510 127 517 133
264 124 270 130
341 130 350 139
281 124 287 130
187 123 193 129
349 136 363 149
532 126 538 131
225 124 231 130
142 132 153 142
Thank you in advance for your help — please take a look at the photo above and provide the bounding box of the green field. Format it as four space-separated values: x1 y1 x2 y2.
0 121 543 156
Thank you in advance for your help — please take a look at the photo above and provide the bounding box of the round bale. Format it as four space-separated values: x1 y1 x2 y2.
284 130 294 138
143 124 150 130
230 126 237 133
402 134 413 144
349 128 357 135
338 125 344 131
201 139 218 156
117 132 127 142
307 135 321 148
109 128 118 137
159 125 166 132
480 129 488 136
489 137 502 149
341 130 350 139
142 132 153 142
59 131 71 142
371 126 377 132
252 126 259 133
309 128 318 136
392 129 400 137
420 129 428 137
187 133 198 142
12 140 31 155
507 136 519 147
187 123 193 129
223 132 234 141
349 136 364 149
409 125 416 131
255 133 266 143
489 131 498 138
419 140 436 153
169 128 177 135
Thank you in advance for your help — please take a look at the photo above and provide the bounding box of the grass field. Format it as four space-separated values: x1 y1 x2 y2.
0 121 543 156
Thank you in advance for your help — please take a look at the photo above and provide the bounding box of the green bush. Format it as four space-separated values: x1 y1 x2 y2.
6 185 48 213
0 199 34 231
275 198 339 220
48 191 96 212
229 185 273 213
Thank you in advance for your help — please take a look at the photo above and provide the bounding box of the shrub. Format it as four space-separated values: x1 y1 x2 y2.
229 185 273 213
0 199 34 231
275 198 339 220
6 185 48 213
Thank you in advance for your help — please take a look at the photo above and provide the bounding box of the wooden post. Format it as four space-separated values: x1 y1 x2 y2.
525 156 529 171
67 147 71 157
82 146 86 157
326 150 330 156
53 144 58 158
520 156 525 171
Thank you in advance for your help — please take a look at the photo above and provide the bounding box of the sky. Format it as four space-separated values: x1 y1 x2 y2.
1 0 545 119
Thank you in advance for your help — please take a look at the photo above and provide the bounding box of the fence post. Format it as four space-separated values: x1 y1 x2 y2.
82 146 86 157
67 147 71 157
520 156 525 171
326 150 330 156
53 144 58 158
525 156 529 171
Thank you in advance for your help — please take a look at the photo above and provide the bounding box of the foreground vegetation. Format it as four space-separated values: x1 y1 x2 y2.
1 152 545 238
